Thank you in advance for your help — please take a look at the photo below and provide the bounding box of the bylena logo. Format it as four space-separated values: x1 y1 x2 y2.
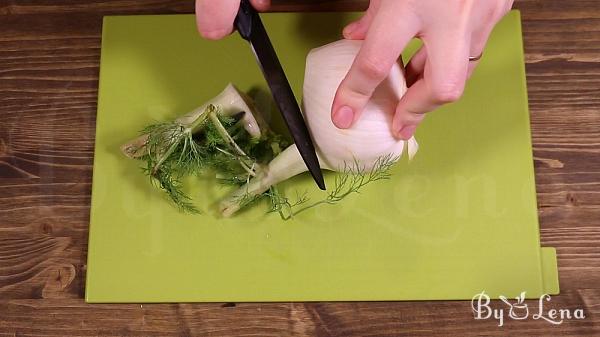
471 291 585 327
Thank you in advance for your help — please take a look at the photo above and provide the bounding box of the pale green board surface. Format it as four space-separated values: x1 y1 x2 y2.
86 11 559 302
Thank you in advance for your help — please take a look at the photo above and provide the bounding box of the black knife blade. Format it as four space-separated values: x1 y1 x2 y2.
234 0 326 191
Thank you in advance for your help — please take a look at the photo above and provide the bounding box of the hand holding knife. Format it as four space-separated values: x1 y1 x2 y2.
234 0 326 190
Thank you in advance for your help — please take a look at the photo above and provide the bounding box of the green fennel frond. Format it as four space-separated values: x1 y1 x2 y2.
266 186 309 220
268 154 398 220
148 165 200 213
136 104 286 213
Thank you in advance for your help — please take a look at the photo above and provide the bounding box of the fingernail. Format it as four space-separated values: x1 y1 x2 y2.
343 23 357 38
200 28 229 40
333 106 354 129
396 125 417 140
254 0 269 8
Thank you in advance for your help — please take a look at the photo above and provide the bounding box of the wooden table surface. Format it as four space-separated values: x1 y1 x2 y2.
1 0 599 336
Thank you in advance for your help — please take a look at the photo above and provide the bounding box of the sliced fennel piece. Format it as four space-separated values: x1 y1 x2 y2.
120 83 283 213
121 83 264 159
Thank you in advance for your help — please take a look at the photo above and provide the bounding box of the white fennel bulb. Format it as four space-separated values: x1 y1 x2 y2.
220 39 418 217
304 39 418 170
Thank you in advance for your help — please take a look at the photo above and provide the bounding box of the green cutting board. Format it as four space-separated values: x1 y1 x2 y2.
86 11 558 302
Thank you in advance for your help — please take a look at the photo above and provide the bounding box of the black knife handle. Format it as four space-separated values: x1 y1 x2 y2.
235 0 255 41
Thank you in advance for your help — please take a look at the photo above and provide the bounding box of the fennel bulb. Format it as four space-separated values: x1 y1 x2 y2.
219 40 418 217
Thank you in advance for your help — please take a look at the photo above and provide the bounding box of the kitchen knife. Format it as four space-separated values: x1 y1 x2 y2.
234 0 326 190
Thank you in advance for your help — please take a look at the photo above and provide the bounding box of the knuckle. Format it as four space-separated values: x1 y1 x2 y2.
339 80 371 102
430 81 465 104
357 55 392 81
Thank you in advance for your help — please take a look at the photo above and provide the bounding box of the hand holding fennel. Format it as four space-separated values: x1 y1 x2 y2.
121 40 417 218
195 0 514 140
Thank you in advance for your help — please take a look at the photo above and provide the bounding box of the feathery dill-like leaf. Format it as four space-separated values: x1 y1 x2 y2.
134 104 287 214
151 166 200 214
268 154 398 219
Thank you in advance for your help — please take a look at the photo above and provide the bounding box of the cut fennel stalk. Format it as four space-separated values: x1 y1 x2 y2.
121 84 286 214
121 83 412 218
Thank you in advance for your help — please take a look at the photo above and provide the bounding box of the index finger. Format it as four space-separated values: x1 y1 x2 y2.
331 7 419 129
392 36 470 139
195 0 240 40
195 0 271 40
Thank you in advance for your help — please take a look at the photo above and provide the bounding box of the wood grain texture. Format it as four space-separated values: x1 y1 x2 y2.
0 0 599 336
